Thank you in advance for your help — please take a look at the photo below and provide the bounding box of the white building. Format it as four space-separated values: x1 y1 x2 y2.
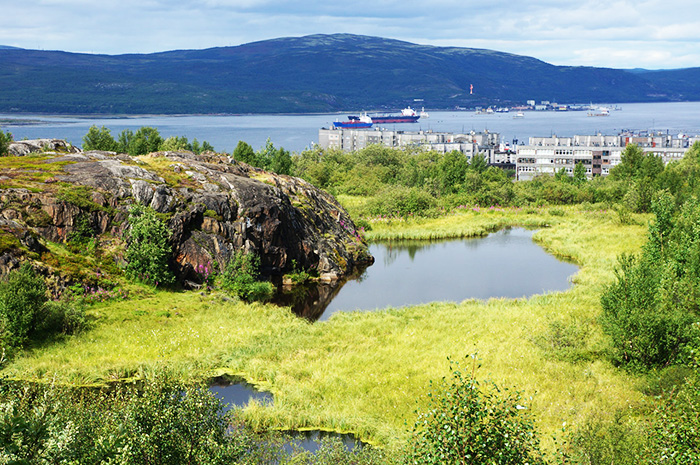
318 127 499 161
515 132 695 181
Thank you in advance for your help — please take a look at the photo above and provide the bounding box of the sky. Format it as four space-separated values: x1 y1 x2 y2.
1 0 699 70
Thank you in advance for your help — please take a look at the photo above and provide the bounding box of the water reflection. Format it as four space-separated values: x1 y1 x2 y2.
274 228 578 322
209 376 273 412
281 430 365 454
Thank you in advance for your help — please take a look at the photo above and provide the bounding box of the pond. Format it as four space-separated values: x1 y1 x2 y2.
275 228 579 321
209 377 273 411
208 379 366 453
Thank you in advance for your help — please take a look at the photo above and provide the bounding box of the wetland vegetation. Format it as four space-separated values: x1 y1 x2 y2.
1 128 699 463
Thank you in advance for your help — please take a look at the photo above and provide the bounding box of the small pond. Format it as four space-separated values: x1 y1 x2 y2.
208 380 365 453
209 377 273 412
281 430 365 454
276 228 579 321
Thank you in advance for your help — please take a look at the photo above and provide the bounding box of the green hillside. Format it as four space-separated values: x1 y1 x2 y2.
0 34 694 114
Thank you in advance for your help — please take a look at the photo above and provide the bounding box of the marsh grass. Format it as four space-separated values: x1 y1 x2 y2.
2 205 653 455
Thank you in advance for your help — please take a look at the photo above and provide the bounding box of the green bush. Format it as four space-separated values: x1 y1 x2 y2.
0 129 13 156
0 375 397 464
409 357 546 465
125 204 175 287
601 194 700 370
366 185 436 217
0 263 48 348
0 264 85 352
35 300 87 336
648 365 700 464
219 251 274 302
82 125 119 152
564 411 648 464
0 376 240 464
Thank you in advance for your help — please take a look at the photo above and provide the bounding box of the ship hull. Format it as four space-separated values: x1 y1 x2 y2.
370 115 420 124
333 121 373 128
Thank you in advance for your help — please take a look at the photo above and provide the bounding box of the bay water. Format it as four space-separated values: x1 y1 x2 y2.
2 102 700 154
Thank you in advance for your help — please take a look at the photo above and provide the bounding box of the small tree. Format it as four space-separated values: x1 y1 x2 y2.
0 129 13 156
82 125 119 152
469 153 488 174
232 140 256 165
118 129 134 154
128 127 163 156
125 205 174 286
410 357 546 465
0 263 47 348
270 147 293 175
438 150 469 194
160 135 191 152
573 161 587 184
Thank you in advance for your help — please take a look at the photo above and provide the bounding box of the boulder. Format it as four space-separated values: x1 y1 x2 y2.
0 145 373 285
8 139 80 156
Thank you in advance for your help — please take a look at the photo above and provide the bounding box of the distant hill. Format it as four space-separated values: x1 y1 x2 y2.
0 34 696 114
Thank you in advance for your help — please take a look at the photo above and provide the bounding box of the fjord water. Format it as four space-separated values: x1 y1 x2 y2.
284 228 579 321
3 102 700 153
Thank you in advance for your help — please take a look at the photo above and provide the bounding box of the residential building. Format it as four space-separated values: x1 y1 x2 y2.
515 132 695 181
318 127 500 161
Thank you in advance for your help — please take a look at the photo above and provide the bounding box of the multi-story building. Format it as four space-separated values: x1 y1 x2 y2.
515 132 696 181
318 127 500 162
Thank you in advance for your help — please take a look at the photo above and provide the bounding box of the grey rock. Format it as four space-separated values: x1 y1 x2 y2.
0 144 373 285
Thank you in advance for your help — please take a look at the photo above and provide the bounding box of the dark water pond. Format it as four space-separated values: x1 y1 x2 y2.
209 377 273 411
281 430 364 454
276 228 578 321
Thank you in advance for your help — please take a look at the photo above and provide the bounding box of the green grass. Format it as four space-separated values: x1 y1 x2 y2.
0 153 76 190
1 205 653 455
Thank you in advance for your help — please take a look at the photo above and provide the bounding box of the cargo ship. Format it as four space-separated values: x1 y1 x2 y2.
332 114 373 128
367 106 420 124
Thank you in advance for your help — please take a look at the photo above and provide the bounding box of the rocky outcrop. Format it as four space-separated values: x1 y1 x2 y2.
0 141 373 285
8 139 80 156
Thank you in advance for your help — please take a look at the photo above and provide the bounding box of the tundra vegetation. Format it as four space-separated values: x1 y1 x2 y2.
1 127 699 463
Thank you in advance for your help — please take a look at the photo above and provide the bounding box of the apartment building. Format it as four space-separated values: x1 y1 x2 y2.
515 132 696 181
318 127 499 161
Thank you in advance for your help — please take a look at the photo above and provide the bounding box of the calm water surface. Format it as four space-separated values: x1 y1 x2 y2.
281 228 579 322
209 380 273 411
3 102 700 153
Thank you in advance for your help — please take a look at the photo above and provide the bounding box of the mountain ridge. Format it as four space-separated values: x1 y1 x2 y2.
0 33 697 114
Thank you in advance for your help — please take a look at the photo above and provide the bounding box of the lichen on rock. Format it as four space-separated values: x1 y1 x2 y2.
0 141 373 286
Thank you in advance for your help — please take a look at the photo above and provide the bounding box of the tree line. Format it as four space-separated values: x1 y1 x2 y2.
82 125 215 156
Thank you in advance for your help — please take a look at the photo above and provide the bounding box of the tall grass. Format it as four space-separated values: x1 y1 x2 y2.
2 205 651 455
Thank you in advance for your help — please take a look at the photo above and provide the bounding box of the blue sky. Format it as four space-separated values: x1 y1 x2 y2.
1 0 699 69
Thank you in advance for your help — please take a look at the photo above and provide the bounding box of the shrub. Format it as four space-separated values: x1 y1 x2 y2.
564 411 648 464
648 365 700 464
549 207 566 216
366 185 436 217
35 300 87 336
0 263 48 348
0 129 13 156
0 375 240 464
601 194 700 370
409 357 546 465
124 204 175 286
219 251 274 302
82 125 119 152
